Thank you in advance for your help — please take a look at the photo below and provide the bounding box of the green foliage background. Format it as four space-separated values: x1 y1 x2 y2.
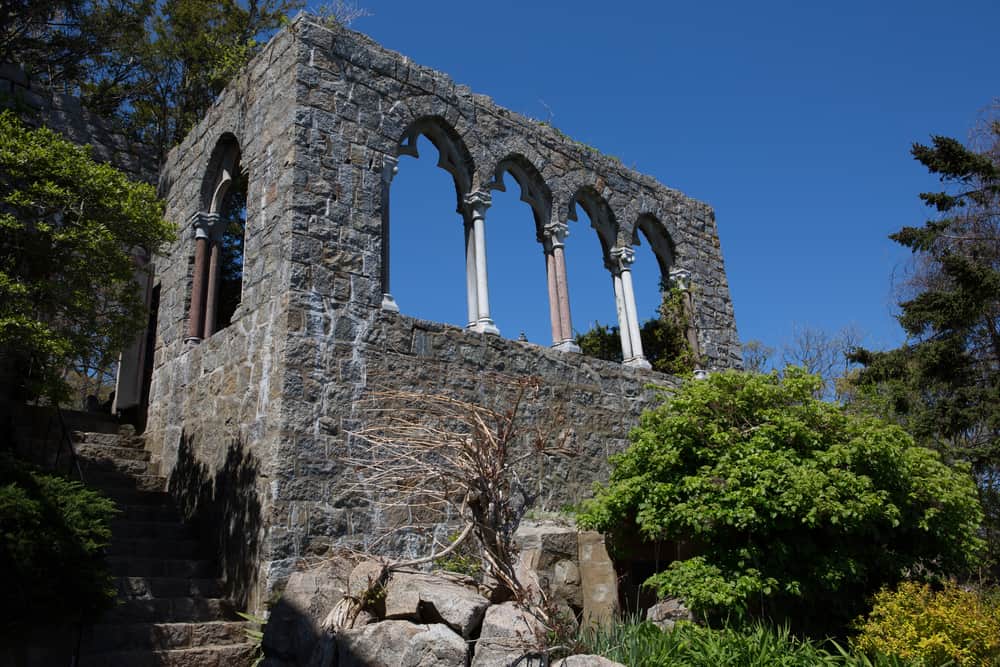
579 369 983 633
0 453 118 633
0 111 173 402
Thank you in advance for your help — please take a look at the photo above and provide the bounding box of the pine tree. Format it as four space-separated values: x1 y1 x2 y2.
851 116 1000 569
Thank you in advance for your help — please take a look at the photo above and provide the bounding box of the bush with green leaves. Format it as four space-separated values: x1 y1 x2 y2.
0 453 119 633
854 581 1000 666
578 368 984 633
576 286 695 374
0 110 173 402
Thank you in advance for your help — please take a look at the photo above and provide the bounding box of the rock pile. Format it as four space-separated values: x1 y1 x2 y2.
262 523 626 667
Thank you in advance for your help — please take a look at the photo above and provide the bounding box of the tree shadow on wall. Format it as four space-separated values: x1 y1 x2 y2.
169 431 262 609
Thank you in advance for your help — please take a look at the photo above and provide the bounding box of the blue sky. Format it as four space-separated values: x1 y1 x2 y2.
320 0 1000 358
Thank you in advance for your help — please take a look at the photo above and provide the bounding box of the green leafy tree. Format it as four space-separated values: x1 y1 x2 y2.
576 285 696 374
849 116 1000 571
0 110 173 402
579 368 984 634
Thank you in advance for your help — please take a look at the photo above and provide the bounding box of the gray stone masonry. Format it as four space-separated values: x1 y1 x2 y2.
145 14 741 612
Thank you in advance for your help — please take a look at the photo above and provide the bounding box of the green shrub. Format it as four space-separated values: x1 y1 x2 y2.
0 453 118 633
578 369 984 633
854 581 1000 666
579 619 914 666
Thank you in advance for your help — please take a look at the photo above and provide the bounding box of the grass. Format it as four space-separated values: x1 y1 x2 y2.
576 619 923 667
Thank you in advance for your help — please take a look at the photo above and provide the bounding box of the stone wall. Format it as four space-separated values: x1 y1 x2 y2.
145 15 740 611
0 64 156 184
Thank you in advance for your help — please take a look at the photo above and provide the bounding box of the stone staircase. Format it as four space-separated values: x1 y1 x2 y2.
13 407 257 666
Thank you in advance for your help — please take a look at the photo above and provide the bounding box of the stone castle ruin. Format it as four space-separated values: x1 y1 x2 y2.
7 14 740 615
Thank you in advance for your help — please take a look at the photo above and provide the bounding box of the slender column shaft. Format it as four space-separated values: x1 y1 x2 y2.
465 220 478 328
186 235 209 342
620 266 645 361
463 191 498 335
204 239 222 336
612 270 633 361
473 215 490 321
553 244 573 342
545 246 561 344
380 155 399 311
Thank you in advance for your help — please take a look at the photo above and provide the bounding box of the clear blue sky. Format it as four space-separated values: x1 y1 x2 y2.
315 0 999 358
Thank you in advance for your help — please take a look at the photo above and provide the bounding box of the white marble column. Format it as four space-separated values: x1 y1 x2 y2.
463 191 499 335
608 258 633 361
464 219 479 328
543 222 580 352
380 155 400 312
612 246 650 369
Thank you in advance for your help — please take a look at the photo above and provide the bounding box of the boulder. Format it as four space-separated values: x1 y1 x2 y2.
349 559 388 599
645 597 693 630
263 558 353 666
337 620 422 667
471 602 546 667
322 596 375 631
399 623 468 667
337 621 466 667
553 655 627 667
383 571 490 638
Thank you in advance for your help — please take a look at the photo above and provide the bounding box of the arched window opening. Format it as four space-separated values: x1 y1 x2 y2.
565 191 621 359
215 158 247 330
387 132 470 328
186 134 244 344
633 217 696 374
484 157 555 345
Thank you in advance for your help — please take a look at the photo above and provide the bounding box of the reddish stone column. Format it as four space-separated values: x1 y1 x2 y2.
544 222 580 352
204 237 223 336
185 217 210 343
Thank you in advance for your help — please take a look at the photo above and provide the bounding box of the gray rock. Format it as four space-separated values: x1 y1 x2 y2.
399 623 467 667
349 559 387 599
384 571 489 638
646 597 693 630
263 559 352 667
337 620 422 667
471 602 546 667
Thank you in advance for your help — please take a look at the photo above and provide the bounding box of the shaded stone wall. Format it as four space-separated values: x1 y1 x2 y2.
146 15 740 610
0 64 156 184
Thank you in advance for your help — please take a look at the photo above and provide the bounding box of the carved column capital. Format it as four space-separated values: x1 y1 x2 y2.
669 267 692 291
190 212 221 240
542 222 569 249
609 246 635 272
462 190 492 220
381 155 399 185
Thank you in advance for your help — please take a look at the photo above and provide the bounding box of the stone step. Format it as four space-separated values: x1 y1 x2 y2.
102 488 172 506
83 620 248 652
84 470 165 493
72 431 132 447
108 537 203 559
79 642 258 667
116 576 223 600
108 557 216 579
76 441 152 463
110 519 193 540
120 504 182 522
100 597 237 624
79 455 153 478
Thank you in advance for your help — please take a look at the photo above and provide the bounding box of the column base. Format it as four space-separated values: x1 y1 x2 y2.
381 293 399 312
624 356 652 370
472 319 500 336
553 340 581 353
